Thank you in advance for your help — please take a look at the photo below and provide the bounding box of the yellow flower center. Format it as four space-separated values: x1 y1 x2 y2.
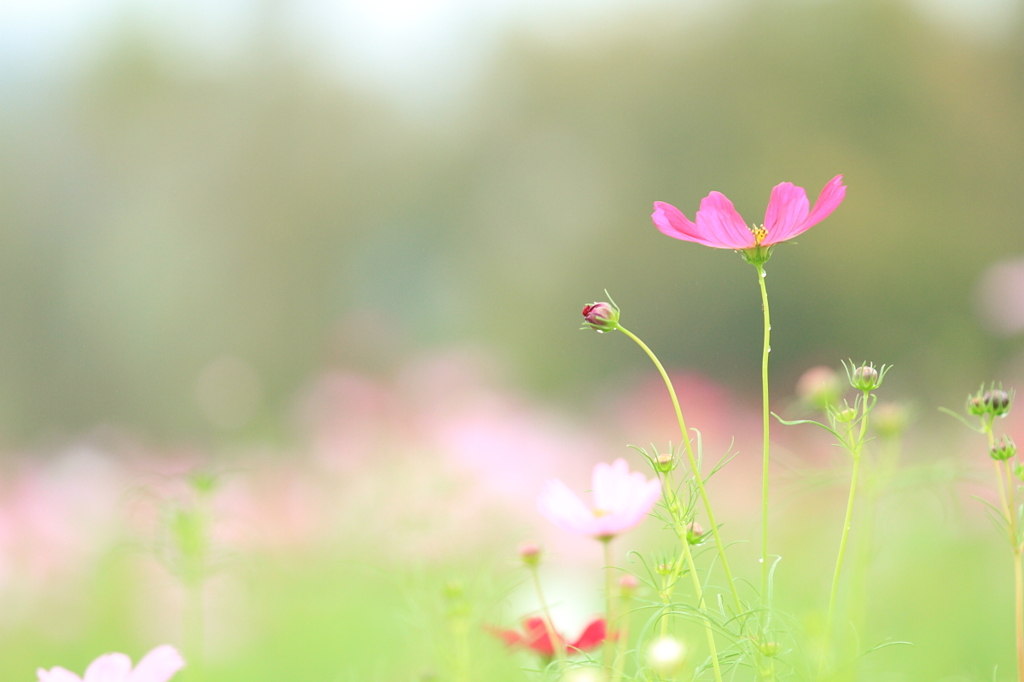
592 508 611 518
751 224 768 245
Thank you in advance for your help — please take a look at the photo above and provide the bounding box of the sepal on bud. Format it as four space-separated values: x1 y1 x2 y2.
685 521 705 546
991 435 1017 461
581 295 620 333
846 361 889 392
984 388 1013 417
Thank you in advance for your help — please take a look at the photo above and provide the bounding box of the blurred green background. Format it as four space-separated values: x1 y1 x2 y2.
2 0 1024 680
1 0 1021 442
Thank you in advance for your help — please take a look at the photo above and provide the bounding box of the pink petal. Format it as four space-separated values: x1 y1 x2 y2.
83 654 132 682
127 646 184 682
37 668 83 682
537 479 594 536
765 175 845 244
694 192 756 249
591 459 629 512
570 618 607 652
652 202 725 248
761 182 809 244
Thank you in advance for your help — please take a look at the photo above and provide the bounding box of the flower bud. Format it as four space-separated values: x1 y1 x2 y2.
619 574 639 596
984 389 1013 417
967 393 987 416
850 365 880 391
872 402 909 439
796 366 843 410
646 636 688 677
686 521 705 546
759 641 781 657
581 301 620 333
656 563 673 576
834 407 858 423
991 435 1017 461
655 452 675 472
519 542 542 567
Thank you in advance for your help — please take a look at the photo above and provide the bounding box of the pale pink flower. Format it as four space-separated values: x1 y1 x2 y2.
652 175 846 250
538 459 661 539
37 645 184 682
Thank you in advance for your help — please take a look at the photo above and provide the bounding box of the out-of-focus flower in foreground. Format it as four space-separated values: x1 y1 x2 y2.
490 617 607 657
538 459 660 540
652 175 846 261
37 645 184 682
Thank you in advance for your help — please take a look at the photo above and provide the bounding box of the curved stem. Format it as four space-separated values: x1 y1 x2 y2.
756 265 772 601
617 325 743 614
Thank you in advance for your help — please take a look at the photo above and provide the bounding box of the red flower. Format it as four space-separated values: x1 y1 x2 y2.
490 617 608 657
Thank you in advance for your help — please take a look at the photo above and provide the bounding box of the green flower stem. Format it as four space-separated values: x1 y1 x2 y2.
603 539 616 673
617 325 743 614
820 391 871 676
984 422 1024 682
662 467 725 682
680 532 725 682
528 564 566 673
755 265 772 602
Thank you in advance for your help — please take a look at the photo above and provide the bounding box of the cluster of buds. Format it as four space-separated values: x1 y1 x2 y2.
968 385 1014 418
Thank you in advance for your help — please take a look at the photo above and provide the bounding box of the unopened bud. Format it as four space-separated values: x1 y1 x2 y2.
759 641 781 657
796 366 843 410
991 435 1017 461
967 394 987 416
835 407 858 423
619 574 639 596
984 389 1012 417
655 452 675 472
850 365 881 391
581 301 620 333
686 521 705 546
872 402 909 439
656 563 672 576
646 636 688 677
519 542 542 567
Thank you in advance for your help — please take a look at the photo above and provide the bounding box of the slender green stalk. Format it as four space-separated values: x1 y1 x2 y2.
680 534 725 682
756 265 772 602
660 467 726 682
1016 551 1024 682
820 392 871 675
185 581 205 682
528 564 566 673
603 540 616 673
617 325 743 614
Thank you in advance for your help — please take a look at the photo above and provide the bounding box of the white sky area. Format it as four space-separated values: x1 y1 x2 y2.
0 0 1019 107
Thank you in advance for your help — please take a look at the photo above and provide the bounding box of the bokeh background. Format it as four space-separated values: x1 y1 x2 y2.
1 0 1024 680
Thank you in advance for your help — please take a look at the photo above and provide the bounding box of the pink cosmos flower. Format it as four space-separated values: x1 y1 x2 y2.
538 459 661 539
37 645 184 682
652 175 846 251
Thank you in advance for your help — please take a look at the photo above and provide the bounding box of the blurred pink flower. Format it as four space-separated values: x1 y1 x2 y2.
538 459 660 539
37 644 184 682
652 175 846 249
